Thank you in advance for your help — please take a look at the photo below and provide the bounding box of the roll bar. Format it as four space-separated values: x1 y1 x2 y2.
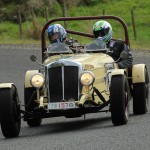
41 16 130 62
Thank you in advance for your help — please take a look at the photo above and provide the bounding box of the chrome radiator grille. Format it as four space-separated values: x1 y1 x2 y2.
48 66 79 102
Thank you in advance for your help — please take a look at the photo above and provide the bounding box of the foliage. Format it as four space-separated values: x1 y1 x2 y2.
27 17 42 40
0 0 150 49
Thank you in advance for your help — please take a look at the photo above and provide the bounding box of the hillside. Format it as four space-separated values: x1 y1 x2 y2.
0 0 150 49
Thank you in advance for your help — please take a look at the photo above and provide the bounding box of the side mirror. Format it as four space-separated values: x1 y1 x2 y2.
30 55 37 62
120 51 128 59
30 55 43 67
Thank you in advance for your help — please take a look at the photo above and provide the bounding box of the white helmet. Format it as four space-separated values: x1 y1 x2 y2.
93 20 112 42
48 24 67 43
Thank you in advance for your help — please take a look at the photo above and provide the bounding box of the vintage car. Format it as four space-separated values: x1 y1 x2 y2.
0 16 149 138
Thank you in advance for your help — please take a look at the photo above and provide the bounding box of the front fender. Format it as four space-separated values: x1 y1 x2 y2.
0 83 16 89
111 69 125 76
132 64 146 83
25 70 39 88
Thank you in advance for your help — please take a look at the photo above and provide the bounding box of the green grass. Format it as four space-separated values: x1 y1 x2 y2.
0 0 150 49
68 0 150 49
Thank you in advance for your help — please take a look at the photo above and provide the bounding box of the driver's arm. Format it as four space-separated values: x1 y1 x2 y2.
117 44 133 69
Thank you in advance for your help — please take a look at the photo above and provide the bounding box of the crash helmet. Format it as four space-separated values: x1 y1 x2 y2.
48 24 67 43
93 20 112 42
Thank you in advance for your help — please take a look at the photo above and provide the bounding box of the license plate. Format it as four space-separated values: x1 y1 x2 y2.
48 102 76 110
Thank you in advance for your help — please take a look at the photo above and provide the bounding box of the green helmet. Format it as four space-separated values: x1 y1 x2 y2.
93 20 112 42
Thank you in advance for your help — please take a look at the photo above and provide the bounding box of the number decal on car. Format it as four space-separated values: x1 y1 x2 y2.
48 102 76 110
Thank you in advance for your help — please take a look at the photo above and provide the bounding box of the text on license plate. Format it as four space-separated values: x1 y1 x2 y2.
48 102 76 110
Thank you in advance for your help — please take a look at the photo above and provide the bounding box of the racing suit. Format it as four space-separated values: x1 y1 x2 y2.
107 40 133 69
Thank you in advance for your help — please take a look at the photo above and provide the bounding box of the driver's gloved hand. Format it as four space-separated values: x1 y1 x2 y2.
66 39 80 47
65 39 74 46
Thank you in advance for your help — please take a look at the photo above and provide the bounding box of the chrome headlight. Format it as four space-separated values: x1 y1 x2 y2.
30 73 45 88
80 71 95 86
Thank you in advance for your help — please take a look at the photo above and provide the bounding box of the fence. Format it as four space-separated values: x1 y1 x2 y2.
17 8 149 41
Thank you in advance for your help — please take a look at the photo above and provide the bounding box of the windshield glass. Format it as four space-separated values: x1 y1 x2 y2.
84 39 108 52
46 40 108 55
46 43 73 54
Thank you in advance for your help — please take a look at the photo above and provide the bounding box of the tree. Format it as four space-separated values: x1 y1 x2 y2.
56 0 80 28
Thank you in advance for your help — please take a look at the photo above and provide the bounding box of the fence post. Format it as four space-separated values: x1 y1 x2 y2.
131 9 137 40
18 5 23 38
102 9 105 15
62 2 67 29
45 6 48 23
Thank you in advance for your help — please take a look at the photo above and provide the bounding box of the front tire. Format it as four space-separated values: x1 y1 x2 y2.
0 86 21 138
133 68 149 114
110 75 129 125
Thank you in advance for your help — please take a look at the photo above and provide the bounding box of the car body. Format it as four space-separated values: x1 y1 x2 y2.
0 15 149 138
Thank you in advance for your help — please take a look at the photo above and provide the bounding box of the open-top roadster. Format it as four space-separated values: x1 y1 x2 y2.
0 16 149 138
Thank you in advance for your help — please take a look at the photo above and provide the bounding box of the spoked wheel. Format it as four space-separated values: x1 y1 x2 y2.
110 75 129 126
0 85 21 138
24 87 42 127
133 67 149 114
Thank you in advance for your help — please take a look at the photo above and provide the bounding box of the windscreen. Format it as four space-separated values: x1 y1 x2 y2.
84 39 107 52
47 43 73 54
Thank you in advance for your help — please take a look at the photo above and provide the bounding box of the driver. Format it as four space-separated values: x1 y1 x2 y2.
48 24 80 46
48 24 67 44
47 24 81 53
93 20 133 69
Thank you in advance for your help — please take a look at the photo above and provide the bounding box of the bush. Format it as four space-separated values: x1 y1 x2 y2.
27 17 42 40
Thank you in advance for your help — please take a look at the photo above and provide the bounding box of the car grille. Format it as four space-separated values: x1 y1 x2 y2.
48 66 79 102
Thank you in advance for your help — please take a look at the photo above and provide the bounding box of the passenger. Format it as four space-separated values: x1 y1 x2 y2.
93 20 133 69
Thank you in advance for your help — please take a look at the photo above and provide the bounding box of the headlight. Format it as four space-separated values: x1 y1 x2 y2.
80 71 95 86
30 73 45 88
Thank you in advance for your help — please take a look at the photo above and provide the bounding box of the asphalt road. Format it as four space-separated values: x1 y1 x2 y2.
0 45 150 150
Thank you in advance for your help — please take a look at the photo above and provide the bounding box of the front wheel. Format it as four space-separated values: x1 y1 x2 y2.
110 75 129 126
0 85 21 138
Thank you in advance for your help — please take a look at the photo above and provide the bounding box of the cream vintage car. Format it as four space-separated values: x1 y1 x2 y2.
0 15 149 138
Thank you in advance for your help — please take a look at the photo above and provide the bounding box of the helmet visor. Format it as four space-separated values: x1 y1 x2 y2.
48 32 60 43
93 27 110 38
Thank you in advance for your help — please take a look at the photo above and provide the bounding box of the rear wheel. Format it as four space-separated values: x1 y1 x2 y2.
27 118 42 127
0 86 21 138
110 75 129 125
133 68 149 114
24 87 42 127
